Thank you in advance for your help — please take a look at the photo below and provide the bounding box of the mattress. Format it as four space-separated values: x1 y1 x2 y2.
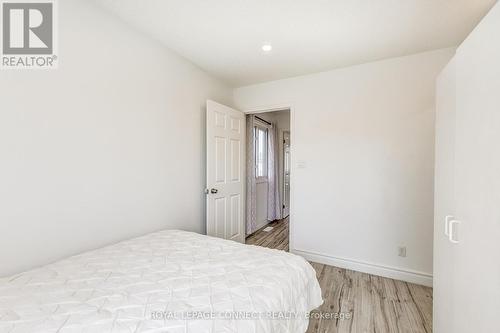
0 230 323 333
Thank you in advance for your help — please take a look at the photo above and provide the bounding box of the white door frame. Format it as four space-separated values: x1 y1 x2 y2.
243 104 295 251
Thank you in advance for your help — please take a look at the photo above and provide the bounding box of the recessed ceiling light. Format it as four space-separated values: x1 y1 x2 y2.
262 44 272 52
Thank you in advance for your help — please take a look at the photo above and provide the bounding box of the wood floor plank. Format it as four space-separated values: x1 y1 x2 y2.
245 219 433 332
407 283 433 333
317 265 343 333
371 275 399 333
335 269 355 333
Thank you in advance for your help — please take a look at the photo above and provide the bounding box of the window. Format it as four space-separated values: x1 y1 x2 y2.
255 125 268 181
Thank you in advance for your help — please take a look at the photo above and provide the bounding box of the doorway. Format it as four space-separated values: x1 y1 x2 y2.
245 109 291 251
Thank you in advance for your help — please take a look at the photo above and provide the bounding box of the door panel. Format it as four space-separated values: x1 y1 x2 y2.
433 59 457 333
452 6 500 332
230 139 241 182
215 112 226 128
215 137 227 183
230 194 241 238
434 6 500 332
214 197 226 238
230 117 241 133
207 100 245 243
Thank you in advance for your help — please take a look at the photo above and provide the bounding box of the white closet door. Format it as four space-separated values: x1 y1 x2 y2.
433 58 457 333
452 5 500 332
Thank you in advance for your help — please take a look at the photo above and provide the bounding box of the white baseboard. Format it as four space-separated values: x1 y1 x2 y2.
292 248 433 287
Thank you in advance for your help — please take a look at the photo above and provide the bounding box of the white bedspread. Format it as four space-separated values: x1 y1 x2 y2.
0 230 323 333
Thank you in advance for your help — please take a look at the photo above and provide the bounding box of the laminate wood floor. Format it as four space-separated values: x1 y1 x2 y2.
245 218 433 333
245 217 289 251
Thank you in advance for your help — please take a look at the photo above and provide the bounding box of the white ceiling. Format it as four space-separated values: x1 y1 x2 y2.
95 0 496 87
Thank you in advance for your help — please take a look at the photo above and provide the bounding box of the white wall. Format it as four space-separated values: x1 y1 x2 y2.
0 0 232 277
234 49 454 285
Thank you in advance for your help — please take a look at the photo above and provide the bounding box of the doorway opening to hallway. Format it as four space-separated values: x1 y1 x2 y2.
244 109 291 251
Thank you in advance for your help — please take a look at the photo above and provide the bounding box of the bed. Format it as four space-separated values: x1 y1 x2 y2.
0 230 323 333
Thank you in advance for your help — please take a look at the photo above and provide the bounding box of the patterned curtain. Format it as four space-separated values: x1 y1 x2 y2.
246 115 257 235
267 124 282 221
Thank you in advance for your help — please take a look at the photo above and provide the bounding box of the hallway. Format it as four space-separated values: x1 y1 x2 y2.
245 217 289 251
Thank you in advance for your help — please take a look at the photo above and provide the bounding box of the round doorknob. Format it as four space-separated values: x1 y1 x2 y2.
210 188 218 194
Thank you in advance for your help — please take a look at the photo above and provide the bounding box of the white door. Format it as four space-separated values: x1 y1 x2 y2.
433 58 458 333
206 100 245 243
451 11 500 332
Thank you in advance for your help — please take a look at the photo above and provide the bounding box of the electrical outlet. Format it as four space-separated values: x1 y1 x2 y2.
398 246 407 257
